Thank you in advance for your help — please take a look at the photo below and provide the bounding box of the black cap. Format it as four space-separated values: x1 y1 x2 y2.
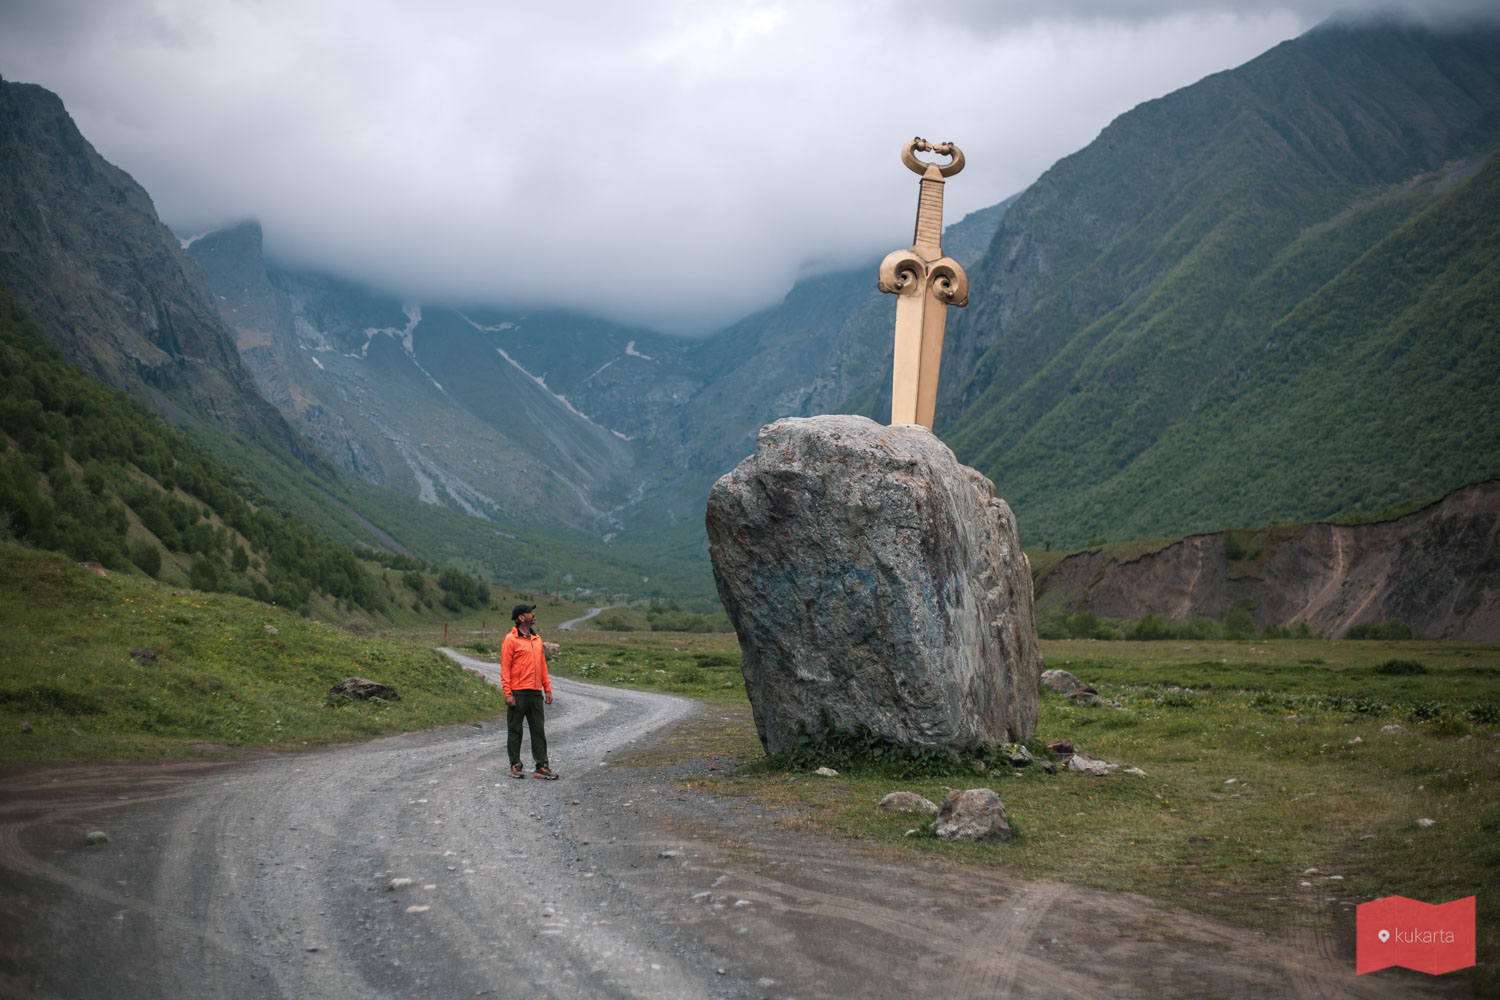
511 603 536 620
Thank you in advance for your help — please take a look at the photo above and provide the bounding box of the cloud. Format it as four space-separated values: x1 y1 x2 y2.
1 0 1484 333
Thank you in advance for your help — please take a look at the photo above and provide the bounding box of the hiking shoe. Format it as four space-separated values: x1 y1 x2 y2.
532 765 558 780
509 763 525 779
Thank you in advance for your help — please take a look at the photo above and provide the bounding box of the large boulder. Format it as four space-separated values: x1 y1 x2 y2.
706 414 1041 755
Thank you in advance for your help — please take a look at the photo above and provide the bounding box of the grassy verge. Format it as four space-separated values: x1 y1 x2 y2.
535 635 743 699
589 633 1499 990
0 541 505 762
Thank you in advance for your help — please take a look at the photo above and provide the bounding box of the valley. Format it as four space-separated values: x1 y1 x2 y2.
4 9 1500 998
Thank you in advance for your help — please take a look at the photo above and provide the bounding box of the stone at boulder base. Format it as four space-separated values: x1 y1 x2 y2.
706 415 1041 755
933 788 1013 842
1040 668 1094 696
329 677 401 701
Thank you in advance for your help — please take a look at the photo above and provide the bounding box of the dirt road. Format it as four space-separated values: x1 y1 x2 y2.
0 653 1461 999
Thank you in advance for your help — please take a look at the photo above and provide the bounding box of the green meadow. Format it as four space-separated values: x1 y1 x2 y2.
0 541 504 762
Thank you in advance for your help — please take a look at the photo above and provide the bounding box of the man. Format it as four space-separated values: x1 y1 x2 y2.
501 603 557 779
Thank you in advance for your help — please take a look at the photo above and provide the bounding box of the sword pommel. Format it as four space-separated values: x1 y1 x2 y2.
901 138 965 179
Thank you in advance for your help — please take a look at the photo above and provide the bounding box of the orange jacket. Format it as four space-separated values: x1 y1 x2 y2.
500 626 550 698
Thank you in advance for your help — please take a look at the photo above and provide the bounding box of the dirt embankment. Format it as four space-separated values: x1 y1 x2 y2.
1037 480 1500 639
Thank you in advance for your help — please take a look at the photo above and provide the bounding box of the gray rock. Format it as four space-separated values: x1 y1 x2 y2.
1380 724 1409 736
1067 753 1117 775
329 677 401 701
999 743 1036 767
1041 669 1094 696
1041 669 1124 708
706 415 1041 755
933 788 1013 842
877 791 939 815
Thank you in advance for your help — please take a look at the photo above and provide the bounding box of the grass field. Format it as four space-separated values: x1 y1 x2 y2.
4 546 1493 988
0 541 505 761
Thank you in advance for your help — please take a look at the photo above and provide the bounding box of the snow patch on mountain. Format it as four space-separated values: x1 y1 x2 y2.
362 303 423 357
579 358 617 385
368 414 500 518
459 313 518 334
624 340 653 361
493 346 634 442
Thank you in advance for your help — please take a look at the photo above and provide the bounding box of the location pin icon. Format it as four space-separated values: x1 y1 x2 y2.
1378 929 1391 943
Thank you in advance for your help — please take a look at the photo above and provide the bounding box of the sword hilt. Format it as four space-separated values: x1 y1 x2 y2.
901 138 964 257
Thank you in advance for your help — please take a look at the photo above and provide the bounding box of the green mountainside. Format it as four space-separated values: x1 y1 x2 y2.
0 289 387 612
934 21 1500 545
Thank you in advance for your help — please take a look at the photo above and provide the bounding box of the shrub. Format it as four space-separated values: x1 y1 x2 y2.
129 539 161 578
1222 604 1256 639
1374 659 1427 675
1405 700 1444 723
1127 614 1173 641
188 557 222 592
1346 619 1417 640
594 609 645 631
1464 701 1500 725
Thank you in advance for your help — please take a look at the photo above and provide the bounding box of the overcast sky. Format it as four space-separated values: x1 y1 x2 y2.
1 1 1492 334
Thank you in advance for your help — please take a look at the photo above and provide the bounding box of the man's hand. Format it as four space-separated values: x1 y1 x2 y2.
504 693 515 706
545 691 553 705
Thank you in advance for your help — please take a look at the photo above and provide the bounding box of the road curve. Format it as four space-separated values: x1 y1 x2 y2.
0 652 1460 1000
0 657 705 999
556 607 607 631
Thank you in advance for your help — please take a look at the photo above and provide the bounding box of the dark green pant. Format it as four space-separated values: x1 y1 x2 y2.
507 689 548 768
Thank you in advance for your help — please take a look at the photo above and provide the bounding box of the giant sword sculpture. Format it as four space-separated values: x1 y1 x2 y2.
877 138 967 430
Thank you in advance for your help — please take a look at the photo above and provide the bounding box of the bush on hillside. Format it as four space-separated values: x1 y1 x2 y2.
1346 619 1418 640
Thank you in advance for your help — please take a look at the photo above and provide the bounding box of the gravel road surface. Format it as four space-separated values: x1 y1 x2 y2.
0 649 1464 999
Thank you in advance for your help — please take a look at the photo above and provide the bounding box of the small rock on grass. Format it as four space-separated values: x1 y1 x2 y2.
1380 724 1409 736
1066 753 1117 776
933 788 1013 843
877 791 938 815
814 767 839 777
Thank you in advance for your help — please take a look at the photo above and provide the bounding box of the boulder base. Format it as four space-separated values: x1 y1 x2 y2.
706 414 1041 755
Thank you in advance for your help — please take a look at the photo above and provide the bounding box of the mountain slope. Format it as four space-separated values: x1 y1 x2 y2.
936 20 1500 545
0 77 325 473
